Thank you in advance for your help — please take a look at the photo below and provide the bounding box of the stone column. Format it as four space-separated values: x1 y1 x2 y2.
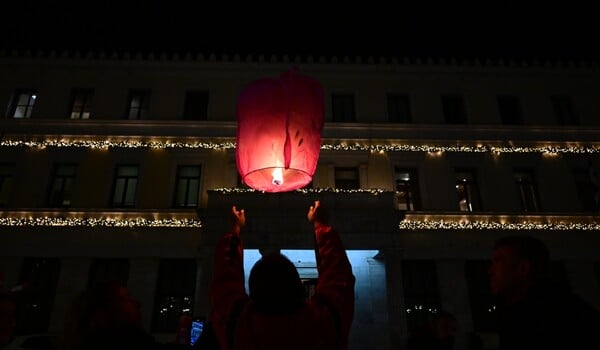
48 257 91 333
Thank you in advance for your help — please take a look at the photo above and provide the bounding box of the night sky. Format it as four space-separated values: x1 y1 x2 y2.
1 1 598 61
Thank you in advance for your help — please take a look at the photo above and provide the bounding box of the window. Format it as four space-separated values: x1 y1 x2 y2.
395 168 420 210
111 165 139 207
455 169 480 211
174 165 201 208
551 95 578 125
441 94 467 124
126 90 151 120
497 95 523 125
331 94 356 122
152 259 197 332
572 168 599 212
334 167 359 189
16 258 61 334
465 260 496 332
402 260 441 333
9 90 37 118
69 89 94 119
47 164 77 207
0 163 16 207
87 258 130 288
514 169 540 212
387 94 411 123
183 90 209 120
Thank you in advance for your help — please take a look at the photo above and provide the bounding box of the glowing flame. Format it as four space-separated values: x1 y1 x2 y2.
272 168 284 185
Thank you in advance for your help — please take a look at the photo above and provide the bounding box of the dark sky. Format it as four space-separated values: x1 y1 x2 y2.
1 1 598 60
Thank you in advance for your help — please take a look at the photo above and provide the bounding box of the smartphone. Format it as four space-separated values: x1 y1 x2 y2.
190 316 205 347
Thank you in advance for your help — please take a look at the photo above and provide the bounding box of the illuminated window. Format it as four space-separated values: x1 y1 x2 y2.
551 95 578 125
0 163 16 207
497 95 523 125
395 168 420 211
152 259 196 332
126 90 151 120
69 89 94 119
442 94 467 124
183 90 209 120
402 260 441 333
111 165 139 207
387 94 411 123
16 258 60 334
335 167 359 189
455 169 480 211
514 169 540 212
87 258 130 288
47 163 77 208
332 94 356 122
174 165 201 208
9 89 37 118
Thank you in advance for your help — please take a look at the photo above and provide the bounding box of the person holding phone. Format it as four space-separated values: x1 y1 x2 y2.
209 201 355 350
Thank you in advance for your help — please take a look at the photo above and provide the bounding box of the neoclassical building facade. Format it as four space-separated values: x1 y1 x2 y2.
1 49 599 349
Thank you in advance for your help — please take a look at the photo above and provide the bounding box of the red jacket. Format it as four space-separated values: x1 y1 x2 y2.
210 223 355 350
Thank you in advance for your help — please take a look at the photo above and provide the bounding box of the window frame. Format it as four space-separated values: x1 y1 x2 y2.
9 89 37 119
455 168 481 212
497 94 523 125
334 166 360 189
173 165 202 208
331 93 356 122
394 167 421 211
126 89 151 120
387 94 412 123
69 88 94 119
513 169 541 212
110 164 139 208
46 163 78 208
182 90 209 120
441 94 467 124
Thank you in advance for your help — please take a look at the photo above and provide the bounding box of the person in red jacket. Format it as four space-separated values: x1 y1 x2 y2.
209 200 355 350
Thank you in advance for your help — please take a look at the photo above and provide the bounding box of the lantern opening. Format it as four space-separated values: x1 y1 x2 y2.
242 167 312 192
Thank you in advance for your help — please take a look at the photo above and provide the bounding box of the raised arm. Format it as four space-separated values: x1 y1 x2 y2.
209 206 249 350
308 201 355 347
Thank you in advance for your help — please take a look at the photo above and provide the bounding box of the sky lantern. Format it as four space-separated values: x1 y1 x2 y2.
236 68 324 192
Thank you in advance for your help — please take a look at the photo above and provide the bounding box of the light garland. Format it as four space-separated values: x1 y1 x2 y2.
0 217 202 227
399 219 600 230
2 139 600 154
211 187 390 195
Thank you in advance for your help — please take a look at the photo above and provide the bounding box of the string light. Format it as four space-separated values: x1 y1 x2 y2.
211 188 389 195
2 139 600 154
399 219 600 230
0 217 202 227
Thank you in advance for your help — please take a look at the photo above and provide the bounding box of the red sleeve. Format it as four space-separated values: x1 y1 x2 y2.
313 224 355 347
209 232 248 350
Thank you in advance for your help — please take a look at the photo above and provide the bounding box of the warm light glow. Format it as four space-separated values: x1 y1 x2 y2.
399 219 600 230
0 217 202 227
3 139 600 154
272 167 284 186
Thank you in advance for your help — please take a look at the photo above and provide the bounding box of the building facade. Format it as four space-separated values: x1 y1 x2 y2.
1 50 599 349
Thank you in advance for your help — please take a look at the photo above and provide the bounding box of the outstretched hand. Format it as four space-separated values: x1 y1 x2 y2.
307 200 329 226
231 205 246 235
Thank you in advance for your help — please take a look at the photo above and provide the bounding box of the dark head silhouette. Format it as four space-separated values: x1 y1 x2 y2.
249 252 305 314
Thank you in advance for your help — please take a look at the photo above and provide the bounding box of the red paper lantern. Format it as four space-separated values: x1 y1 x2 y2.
236 69 324 192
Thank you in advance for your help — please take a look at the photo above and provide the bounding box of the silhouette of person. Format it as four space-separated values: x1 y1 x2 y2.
209 200 355 350
63 281 162 350
488 235 600 350
0 292 16 349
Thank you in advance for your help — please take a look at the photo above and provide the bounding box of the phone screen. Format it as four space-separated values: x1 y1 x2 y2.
190 319 205 346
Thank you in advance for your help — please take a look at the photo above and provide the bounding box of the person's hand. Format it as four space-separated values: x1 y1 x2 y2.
307 200 329 225
231 205 246 235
